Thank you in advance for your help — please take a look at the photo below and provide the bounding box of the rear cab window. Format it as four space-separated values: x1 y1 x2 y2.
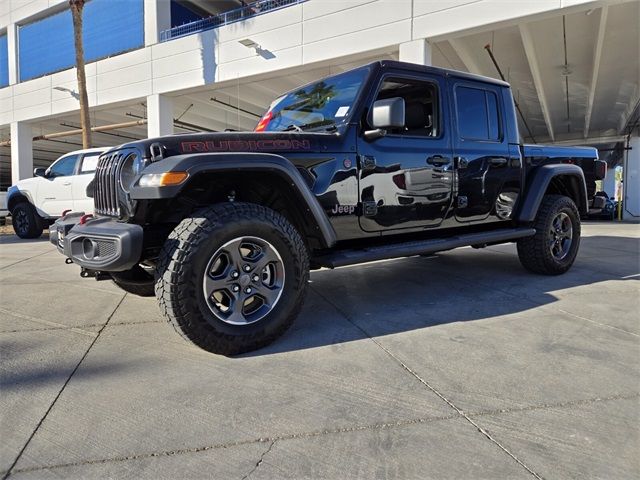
454 85 501 141
79 152 102 173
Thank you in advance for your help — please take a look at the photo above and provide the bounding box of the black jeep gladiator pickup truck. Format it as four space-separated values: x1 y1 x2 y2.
51 60 606 355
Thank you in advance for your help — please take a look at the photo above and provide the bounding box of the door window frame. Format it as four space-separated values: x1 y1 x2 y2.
77 152 103 174
366 72 445 141
46 154 79 178
452 82 505 144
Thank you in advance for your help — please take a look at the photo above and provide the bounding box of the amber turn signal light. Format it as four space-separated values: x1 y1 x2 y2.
138 172 189 187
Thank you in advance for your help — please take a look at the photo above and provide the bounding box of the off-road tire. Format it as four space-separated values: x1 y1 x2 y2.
111 267 155 297
155 202 309 355
12 203 44 239
517 194 580 275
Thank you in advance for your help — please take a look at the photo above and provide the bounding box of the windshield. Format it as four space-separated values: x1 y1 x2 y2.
255 67 370 132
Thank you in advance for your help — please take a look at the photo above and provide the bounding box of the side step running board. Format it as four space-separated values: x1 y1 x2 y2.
314 227 536 269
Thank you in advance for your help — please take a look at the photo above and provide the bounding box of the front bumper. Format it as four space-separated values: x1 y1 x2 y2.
50 213 143 272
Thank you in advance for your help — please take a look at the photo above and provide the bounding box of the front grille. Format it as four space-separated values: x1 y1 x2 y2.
94 152 123 216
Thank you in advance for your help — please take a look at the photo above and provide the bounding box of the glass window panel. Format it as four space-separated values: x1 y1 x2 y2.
48 155 78 177
79 153 101 173
456 86 489 140
19 0 143 82
0 35 8 87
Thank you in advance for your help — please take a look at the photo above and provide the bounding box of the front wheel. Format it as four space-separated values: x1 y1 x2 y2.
12 203 44 239
517 194 580 275
155 203 309 355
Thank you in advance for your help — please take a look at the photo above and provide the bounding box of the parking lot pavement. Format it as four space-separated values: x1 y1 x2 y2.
1 222 638 479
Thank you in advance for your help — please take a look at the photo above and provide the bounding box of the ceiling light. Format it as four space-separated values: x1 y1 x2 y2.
239 38 260 49
561 65 573 76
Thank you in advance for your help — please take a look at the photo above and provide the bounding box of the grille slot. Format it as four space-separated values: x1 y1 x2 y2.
94 153 122 216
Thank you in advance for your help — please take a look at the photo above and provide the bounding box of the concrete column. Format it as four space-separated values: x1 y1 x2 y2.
10 122 33 183
622 136 640 220
399 39 432 66
147 94 174 138
7 24 18 84
602 166 616 198
144 0 172 45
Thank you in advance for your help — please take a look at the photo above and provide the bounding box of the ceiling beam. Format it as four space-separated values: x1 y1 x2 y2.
519 23 555 141
550 134 627 146
448 38 482 75
584 6 608 139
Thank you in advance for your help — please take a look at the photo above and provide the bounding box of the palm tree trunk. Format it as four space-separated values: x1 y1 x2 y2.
70 0 92 148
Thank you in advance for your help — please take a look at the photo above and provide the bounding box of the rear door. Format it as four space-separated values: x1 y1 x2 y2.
451 81 520 223
73 151 102 213
357 72 453 232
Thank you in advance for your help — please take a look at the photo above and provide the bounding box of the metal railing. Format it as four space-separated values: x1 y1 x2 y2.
160 0 307 42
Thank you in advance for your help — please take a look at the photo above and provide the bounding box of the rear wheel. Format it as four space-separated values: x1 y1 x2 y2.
517 194 580 275
11 203 44 239
155 203 309 355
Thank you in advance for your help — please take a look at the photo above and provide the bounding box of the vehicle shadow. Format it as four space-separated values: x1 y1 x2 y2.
240 235 638 357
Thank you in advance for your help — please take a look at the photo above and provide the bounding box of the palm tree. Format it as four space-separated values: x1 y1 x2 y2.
69 0 92 148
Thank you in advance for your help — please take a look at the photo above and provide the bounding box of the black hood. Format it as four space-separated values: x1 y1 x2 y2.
117 131 351 159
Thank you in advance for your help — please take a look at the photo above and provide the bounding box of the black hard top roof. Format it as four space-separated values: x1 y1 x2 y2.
375 60 510 88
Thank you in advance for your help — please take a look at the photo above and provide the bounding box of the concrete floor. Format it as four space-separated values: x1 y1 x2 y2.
0 221 638 479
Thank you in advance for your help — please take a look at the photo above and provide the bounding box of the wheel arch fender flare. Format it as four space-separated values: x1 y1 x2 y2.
129 152 337 248
7 186 34 213
516 164 588 223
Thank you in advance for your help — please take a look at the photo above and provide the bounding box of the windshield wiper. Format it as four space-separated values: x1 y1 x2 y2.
283 124 304 132
282 120 337 132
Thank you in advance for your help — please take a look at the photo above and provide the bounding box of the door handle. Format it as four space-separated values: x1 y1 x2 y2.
63 182 72 186
489 157 508 166
426 155 450 166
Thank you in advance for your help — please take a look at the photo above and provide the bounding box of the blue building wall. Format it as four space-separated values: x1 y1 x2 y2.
18 0 144 82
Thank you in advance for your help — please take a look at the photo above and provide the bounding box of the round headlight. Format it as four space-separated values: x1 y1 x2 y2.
119 153 144 193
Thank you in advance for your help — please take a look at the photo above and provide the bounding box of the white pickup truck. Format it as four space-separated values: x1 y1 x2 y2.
7 148 108 238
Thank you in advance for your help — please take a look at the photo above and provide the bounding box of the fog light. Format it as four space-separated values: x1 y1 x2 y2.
82 238 97 259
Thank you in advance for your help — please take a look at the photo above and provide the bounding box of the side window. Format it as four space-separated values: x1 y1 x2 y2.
48 155 78 177
373 77 439 137
79 153 101 173
455 86 501 141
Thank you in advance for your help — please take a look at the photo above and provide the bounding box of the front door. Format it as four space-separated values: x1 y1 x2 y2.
357 73 453 232
37 154 78 216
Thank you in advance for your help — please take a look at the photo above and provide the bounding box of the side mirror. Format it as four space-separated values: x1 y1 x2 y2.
34 168 47 177
364 97 405 141
370 97 405 129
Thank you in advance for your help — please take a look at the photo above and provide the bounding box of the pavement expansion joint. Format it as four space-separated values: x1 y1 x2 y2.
1 293 128 480
556 308 640 337
468 392 640 419
0 251 53 271
3 391 636 477
0 319 163 335
4 415 461 476
311 286 545 480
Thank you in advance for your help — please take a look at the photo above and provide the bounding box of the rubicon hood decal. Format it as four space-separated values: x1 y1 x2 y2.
181 139 312 153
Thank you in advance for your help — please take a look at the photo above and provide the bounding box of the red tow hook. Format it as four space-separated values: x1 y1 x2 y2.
61 209 72 218
79 214 94 225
